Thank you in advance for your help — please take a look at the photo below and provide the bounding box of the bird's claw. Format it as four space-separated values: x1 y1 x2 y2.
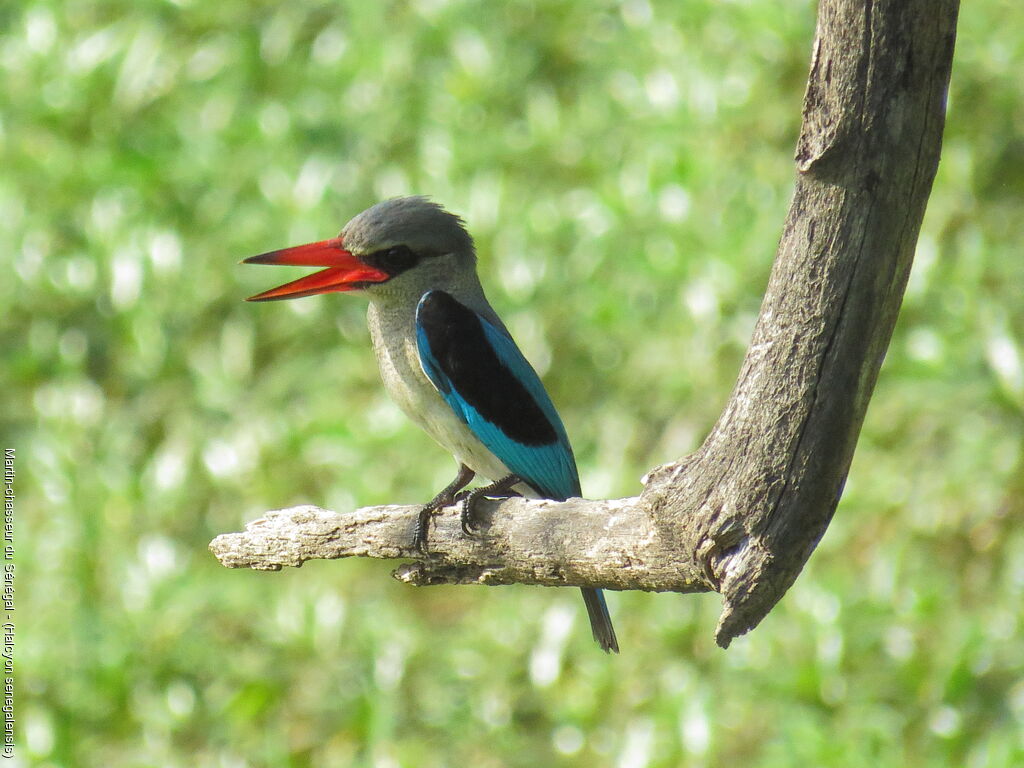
460 493 484 536
417 471 521 549
413 464 476 555
413 507 433 555
459 474 522 537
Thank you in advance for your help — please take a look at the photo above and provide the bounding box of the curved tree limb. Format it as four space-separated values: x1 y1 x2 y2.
212 0 960 649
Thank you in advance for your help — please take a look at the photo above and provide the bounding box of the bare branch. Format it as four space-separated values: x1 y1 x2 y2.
214 0 960 649
209 497 708 592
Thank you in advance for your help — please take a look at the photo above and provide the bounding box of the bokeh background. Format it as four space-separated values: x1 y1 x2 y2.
4 0 1023 765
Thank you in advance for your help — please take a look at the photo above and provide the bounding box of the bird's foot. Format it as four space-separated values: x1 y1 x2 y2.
461 474 522 536
414 464 475 554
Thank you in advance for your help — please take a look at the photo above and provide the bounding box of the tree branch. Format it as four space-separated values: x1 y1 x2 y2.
209 497 706 592
213 0 960 648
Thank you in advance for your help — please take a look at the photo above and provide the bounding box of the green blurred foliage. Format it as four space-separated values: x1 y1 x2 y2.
3 0 1023 765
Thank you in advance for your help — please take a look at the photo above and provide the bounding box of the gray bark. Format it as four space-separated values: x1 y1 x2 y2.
212 0 960 648
209 498 703 591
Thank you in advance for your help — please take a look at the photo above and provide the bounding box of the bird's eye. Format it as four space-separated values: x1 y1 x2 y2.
373 245 418 275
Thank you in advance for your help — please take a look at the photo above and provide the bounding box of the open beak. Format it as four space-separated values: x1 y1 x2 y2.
242 237 389 301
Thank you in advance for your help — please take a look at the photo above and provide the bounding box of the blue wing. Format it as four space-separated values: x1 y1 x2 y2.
415 290 580 501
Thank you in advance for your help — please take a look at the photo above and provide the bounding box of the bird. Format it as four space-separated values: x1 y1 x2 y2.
243 196 618 653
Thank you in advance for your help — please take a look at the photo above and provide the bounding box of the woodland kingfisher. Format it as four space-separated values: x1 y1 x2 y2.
244 196 618 653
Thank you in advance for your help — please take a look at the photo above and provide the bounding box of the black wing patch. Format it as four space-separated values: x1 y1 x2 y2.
415 291 558 447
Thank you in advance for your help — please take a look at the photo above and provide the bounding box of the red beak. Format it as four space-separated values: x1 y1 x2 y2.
242 237 389 301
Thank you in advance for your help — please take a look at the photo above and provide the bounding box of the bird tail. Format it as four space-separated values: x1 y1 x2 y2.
581 587 619 653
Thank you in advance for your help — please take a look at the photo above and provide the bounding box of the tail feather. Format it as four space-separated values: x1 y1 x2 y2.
580 587 618 653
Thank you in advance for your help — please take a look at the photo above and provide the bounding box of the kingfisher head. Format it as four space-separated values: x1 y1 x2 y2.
244 197 477 302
